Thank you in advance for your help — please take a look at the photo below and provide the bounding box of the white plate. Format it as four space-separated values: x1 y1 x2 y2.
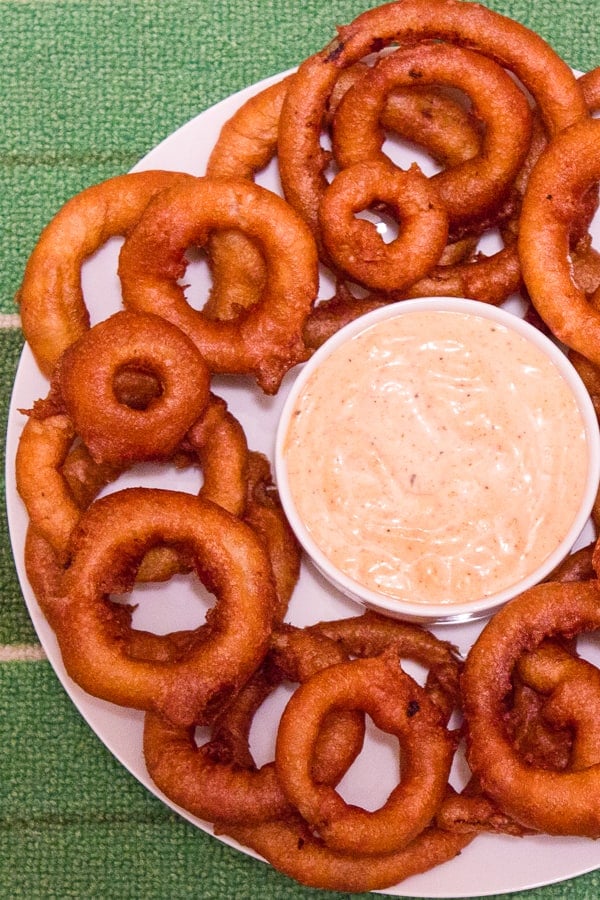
5 69 600 898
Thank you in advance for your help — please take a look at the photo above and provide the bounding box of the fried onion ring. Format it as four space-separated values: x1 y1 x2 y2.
118 176 318 394
318 160 449 291
220 807 473 893
17 170 195 377
516 640 600 771
203 75 293 320
50 487 277 726
143 624 364 825
462 580 600 836
275 649 456 854
56 310 211 466
331 42 532 236
519 117 600 364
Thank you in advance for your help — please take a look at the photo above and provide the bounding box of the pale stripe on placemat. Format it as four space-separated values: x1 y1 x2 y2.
0 643 45 661
0 313 21 329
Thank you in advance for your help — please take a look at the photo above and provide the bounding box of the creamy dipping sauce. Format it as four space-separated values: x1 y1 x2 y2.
283 309 590 606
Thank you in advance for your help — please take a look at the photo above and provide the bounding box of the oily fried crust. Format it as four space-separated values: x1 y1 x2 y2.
142 625 364 826
462 581 600 836
118 176 318 394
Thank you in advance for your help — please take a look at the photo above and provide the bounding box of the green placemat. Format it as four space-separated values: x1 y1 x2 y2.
2 1 600 897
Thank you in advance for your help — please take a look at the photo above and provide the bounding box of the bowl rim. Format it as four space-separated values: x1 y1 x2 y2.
274 296 600 624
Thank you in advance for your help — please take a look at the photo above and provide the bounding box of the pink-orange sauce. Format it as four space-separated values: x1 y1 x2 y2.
283 309 590 605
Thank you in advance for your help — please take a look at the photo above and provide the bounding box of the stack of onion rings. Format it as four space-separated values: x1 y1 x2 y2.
143 625 365 825
12 0 600 894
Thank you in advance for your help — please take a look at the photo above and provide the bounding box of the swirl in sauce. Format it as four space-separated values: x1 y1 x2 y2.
283 309 590 605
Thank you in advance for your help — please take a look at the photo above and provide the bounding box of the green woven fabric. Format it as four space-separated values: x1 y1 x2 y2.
2 0 600 897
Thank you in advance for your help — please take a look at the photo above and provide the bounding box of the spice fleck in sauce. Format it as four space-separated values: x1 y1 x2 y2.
284 309 589 605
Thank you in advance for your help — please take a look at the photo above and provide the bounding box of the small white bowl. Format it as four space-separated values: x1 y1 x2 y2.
275 297 600 624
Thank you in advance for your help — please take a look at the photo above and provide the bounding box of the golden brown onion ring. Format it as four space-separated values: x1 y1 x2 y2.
50 487 277 726
143 624 364 825
462 580 600 836
519 117 600 365
204 75 293 320
118 176 318 394
318 160 449 291
275 649 456 855
56 310 211 466
17 170 195 377
331 43 532 236
219 806 473 893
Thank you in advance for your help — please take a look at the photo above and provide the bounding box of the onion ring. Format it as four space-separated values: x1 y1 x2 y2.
275 649 456 854
16 414 88 561
519 117 600 364
219 807 473 893
462 580 600 836
331 42 532 236
143 624 364 825
118 176 318 394
317 159 449 291
17 170 195 377
56 310 211 466
48 487 277 726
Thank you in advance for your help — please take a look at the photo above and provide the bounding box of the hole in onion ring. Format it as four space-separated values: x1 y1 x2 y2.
354 206 400 243
110 570 217 636
113 364 163 410
333 714 402 812
382 131 442 177
80 235 124 326
98 458 205 497
178 245 214 312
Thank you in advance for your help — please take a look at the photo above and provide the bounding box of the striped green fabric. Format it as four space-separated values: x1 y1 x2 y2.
2 0 600 897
